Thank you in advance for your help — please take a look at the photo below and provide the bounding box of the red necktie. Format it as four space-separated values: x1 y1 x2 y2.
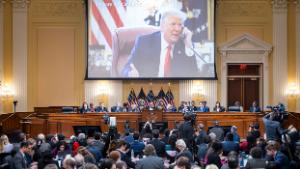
164 45 172 77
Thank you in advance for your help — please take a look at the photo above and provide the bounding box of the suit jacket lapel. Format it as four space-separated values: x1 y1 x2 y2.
152 32 161 74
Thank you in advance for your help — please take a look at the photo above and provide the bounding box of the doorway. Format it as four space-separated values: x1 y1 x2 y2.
227 64 262 111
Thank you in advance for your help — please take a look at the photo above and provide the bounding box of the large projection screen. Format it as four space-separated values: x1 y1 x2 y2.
86 0 216 79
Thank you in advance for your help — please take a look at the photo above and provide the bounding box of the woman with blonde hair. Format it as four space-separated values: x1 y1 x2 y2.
0 134 13 153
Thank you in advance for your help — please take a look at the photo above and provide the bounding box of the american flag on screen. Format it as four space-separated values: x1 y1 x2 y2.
90 0 127 51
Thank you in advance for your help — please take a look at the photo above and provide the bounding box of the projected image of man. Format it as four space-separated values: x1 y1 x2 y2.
122 9 198 77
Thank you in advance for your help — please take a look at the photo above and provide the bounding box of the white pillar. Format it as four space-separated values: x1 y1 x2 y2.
296 0 300 112
272 0 288 106
12 0 29 112
0 0 4 113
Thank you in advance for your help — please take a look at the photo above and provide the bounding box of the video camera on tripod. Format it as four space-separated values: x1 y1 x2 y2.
266 103 288 122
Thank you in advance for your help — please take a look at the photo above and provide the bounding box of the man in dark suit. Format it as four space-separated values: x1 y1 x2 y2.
95 102 108 112
178 114 194 148
122 9 198 77
111 102 124 112
149 129 165 157
249 101 261 112
10 142 29 169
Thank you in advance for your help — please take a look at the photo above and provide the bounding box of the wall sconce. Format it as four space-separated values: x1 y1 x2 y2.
97 85 108 96
192 85 204 96
0 82 15 100
285 82 300 97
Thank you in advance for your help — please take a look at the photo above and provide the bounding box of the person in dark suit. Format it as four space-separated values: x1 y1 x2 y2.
149 129 165 158
178 114 194 148
111 102 124 112
221 133 239 156
213 101 225 112
80 101 90 113
135 144 165 169
263 112 282 141
209 121 224 142
95 102 108 112
249 101 261 112
122 9 198 77
10 142 29 169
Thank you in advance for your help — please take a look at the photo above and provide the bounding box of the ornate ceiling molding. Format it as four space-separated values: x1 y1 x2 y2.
272 0 288 11
296 0 300 11
10 0 30 9
0 0 6 8
31 1 83 18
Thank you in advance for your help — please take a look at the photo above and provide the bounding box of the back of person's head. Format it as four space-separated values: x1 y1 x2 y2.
266 141 280 151
168 134 178 148
83 163 98 169
176 139 187 149
117 140 130 150
44 164 58 169
227 151 239 169
74 153 84 168
231 126 237 133
225 133 234 141
205 164 218 169
183 114 191 121
211 142 222 154
175 156 191 169
208 132 217 142
78 133 86 140
37 133 46 141
133 132 140 140
99 158 115 169
57 133 65 141
164 129 170 137
20 141 29 149
203 135 211 144
250 146 263 159
109 150 121 162
94 132 101 140
116 161 127 169
63 155 76 169
143 144 156 156
152 129 160 139
198 123 205 130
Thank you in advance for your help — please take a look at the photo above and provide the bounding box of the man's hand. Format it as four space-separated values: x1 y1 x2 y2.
128 63 139 77
182 27 193 48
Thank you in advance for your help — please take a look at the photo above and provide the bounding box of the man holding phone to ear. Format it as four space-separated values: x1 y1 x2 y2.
122 9 199 78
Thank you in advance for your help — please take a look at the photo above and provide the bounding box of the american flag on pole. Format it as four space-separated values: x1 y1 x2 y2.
90 0 127 51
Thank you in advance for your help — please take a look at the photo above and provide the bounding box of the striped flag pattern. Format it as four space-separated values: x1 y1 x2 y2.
90 0 127 51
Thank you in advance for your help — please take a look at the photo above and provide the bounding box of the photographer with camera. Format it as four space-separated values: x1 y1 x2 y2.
263 111 282 141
